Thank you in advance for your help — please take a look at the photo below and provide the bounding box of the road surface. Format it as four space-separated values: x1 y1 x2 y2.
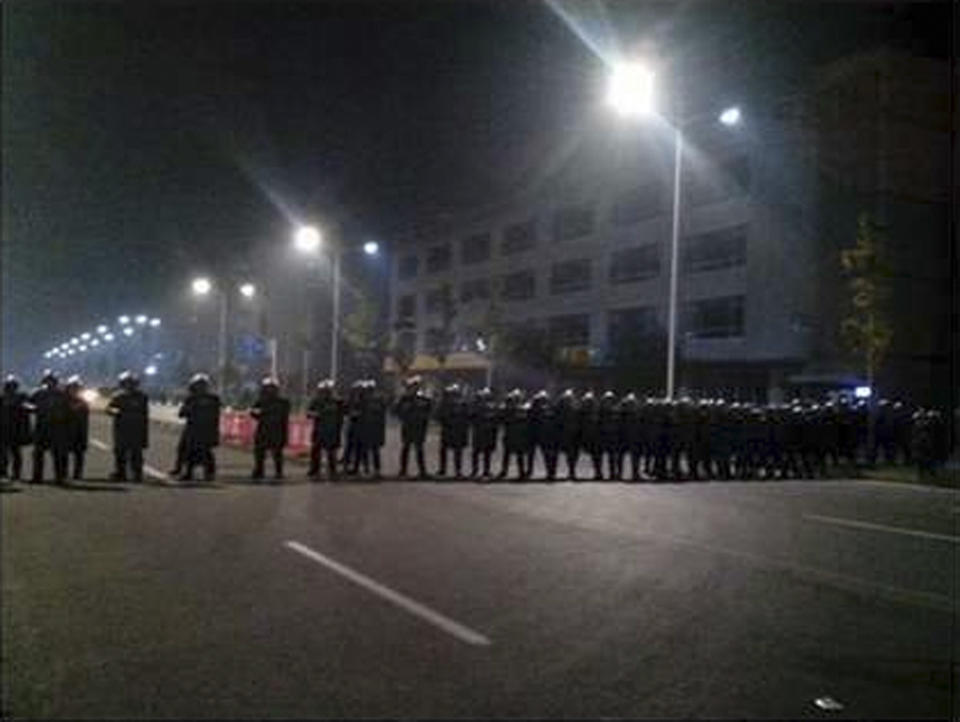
2 413 956 719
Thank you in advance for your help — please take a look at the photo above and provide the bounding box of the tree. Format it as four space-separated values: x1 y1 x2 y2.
342 292 385 380
840 212 894 393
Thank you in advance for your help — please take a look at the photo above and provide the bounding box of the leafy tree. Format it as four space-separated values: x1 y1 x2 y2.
342 292 385 379
840 212 894 392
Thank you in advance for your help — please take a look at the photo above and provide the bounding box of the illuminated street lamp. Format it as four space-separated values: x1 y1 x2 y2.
81 332 92 341
144 364 158 377
118 315 131 326
293 227 381 383
79 345 88 352
90 339 100 347
606 58 741 399
70 338 80 346
104 333 115 342
149 318 161 328
239 282 256 299
97 325 109 335
294 225 321 254
135 315 148 325
123 327 134 337
191 277 213 296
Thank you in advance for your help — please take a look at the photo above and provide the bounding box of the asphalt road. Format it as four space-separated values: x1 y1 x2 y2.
2 413 957 719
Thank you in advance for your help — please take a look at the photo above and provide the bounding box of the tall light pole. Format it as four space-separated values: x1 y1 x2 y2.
607 60 740 399
191 276 256 395
293 225 379 385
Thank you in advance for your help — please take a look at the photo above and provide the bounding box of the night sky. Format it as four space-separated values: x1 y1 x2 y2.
2 0 952 372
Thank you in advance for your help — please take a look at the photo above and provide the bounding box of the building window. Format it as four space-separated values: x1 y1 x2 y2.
550 259 591 295
611 184 664 225
397 294 416 320
461 232 491 265
549 314 590 347
501 270 536 301
425 243 452 273
501 219 538 255
398 254 419 280
610 245 661 284
552 204 594 241
682 225 747 274
684 295 745 338
460 278 491 304
608 307 659 346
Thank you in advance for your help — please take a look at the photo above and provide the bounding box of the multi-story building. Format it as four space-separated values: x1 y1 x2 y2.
388 48 952 404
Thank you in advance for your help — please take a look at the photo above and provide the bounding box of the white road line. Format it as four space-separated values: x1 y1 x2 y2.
89 438 167 480
284 540 492 647
805 514 960 544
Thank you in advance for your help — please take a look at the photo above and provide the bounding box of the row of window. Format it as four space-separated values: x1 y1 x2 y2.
398 158 750 280
397 226 747 312
400 297 747 351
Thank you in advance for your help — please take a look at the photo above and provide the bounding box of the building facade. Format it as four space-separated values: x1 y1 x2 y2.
388 48 952 404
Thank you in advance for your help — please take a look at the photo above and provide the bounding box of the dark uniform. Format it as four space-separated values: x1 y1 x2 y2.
556 390 581 480
357 381 387 479
527 391 559 481
469 388 499 478
343 381 366 475
30 372 71 483
1 376 31 480
107 372 149 482
178 375 221 481
498 390 528 480
437 384 470 478
599 391 621 480
306 380 345 480
618 393 642 481
64 377 90 480
395 377 432 479
579 392 603 480
250 378 290 480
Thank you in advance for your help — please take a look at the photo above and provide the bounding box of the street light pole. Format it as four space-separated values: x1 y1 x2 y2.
666 124 684 400
217 290 229 395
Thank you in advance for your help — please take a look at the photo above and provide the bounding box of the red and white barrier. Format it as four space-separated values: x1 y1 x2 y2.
219 411 311 454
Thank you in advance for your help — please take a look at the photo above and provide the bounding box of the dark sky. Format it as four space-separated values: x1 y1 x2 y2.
2 0 952 371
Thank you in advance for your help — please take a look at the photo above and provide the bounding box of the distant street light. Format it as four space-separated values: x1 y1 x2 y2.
239 282 256 299
144 364 158 377
78 345 88 352
90 339 100 347
97 325 109 335
294 225 322 254
149 318 161 328
607 61 656 118
104 333 115 342
123 327 134 337
81 332 92 341
363 241 380 256
719 106 742 126
192 277 213 296
135 315 148 325
118 315 131 326
70 338 80 346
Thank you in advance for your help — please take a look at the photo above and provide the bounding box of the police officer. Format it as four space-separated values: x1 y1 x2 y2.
342 380 366 475
64 376 90 481
178 373 221 482
599 391 621 480
579 391 603 480
526 390 556 480
395 376 432 479
29 370 71 484
357 380 387 480
250 377 290 481
469 388 499 478
107 371 150 482
618 392 642 481
437 383 469 478
556 389 581 480
306 379 345 480
498 389 528 480
1 375 32 481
